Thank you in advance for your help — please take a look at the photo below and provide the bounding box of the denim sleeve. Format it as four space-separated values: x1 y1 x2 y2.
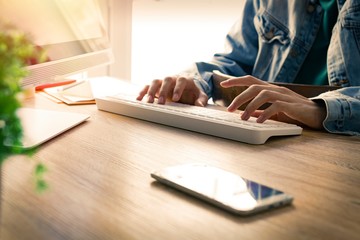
312 87 360 135
182 0 259 98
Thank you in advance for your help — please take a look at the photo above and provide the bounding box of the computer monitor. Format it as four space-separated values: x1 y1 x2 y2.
1 0 113 87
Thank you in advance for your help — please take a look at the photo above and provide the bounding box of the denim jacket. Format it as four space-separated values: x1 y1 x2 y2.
188 0 360 135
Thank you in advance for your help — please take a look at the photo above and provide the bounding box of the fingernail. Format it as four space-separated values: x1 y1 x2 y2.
172 93 179 101
158 96 164 104
241 111 250 120
220 80 228 86
257 115 265 123
147 95 154 103
197 101 205 107
227 104 235 112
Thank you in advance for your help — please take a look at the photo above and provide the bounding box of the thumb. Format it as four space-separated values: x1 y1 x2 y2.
195 93 208 107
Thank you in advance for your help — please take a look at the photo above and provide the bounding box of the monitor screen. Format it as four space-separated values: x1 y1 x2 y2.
1 0 113 87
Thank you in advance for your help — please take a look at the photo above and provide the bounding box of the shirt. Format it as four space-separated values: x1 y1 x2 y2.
293 0 338 85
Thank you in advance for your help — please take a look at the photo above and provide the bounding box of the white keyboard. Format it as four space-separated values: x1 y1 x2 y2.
96 94 302 144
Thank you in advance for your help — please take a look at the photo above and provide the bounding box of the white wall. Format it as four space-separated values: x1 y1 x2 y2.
131 0 245 84
108 0 133 80
88 0 245 84
88 0 133 80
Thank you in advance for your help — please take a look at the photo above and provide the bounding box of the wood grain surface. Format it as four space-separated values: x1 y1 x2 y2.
1 94 359 240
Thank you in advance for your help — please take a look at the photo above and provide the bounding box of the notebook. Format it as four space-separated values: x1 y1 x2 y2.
11 108 90 149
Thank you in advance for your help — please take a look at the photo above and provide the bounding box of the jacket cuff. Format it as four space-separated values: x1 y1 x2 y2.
312 96 354 135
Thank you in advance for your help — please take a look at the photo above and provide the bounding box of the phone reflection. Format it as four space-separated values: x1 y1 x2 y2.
156 164 285 212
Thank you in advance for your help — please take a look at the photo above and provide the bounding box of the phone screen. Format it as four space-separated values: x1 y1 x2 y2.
151 163 293 215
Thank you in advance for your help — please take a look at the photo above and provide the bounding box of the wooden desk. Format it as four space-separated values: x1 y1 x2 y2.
1 94 360 240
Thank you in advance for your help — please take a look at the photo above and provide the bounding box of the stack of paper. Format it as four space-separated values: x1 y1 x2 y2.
44 80 95 105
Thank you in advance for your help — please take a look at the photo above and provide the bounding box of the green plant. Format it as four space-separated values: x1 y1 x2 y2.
0 22 48 192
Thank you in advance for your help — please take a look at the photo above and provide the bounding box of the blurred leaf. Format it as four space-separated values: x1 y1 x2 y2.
1 21 48 192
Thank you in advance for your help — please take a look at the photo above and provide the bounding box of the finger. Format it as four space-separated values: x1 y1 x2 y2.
259 101 326 129
136 85 149 101
248 110 263 118
241 89 293 120
220 75 269 88
248 108 303 126
227 84 273 112
229 83 311 113
194 92 209 107
158 76 176 104
220 75 307 101
256 101 301 124
146 79 163 103
172 76 188 102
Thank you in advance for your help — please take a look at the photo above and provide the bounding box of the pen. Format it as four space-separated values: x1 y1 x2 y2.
35 80 76 91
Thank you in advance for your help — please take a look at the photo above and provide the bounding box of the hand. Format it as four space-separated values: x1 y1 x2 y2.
136 75 208 106
220 75 327 129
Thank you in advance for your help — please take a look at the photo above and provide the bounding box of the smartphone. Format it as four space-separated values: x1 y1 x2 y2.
151 163 293 216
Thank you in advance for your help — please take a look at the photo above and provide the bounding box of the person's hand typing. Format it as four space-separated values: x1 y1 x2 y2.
220 75 327 129
137 75 208 107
